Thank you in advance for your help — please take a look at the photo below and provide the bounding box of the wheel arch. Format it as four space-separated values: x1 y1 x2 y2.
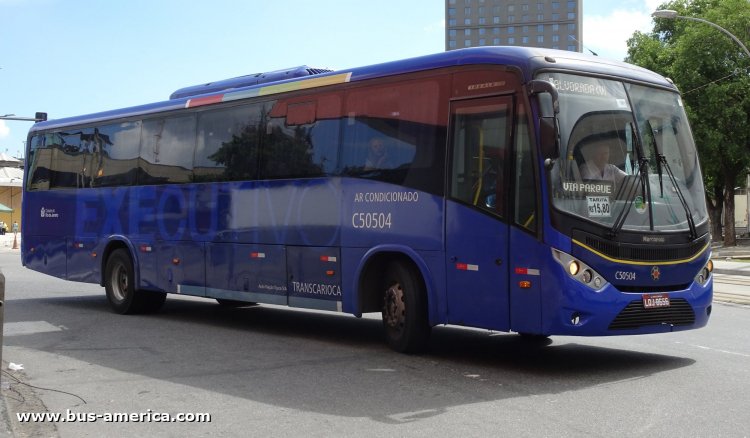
355 245 438 325
99 236 140 287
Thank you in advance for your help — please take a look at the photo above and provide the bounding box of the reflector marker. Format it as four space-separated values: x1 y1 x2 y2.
320 255 337 262
139 244 153 253
456 263 479 271
250 252 266 259
515 267 540 276
73 242 85 249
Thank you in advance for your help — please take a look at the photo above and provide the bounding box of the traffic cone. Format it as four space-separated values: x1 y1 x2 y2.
12 233 18 249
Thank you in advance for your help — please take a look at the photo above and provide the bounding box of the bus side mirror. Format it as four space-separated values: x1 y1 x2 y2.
35 112 47 122
527 80 561 160
539 117 559 160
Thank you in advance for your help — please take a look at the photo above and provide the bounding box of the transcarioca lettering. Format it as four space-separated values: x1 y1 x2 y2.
291 281 342 296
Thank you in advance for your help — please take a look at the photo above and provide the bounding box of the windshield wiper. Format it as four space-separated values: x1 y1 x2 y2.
646 121 697 240
610 156 648 238
611 123 652 238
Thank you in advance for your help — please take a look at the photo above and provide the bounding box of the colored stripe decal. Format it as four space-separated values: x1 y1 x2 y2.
572 239 710 266
185 94 225 108
183 72 352 109
258 72 352 96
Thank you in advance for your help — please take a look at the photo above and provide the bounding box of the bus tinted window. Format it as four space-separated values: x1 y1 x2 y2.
262 100 338 179
49 130 86 189
194 103 268 182
26 135 51 191
89 122 140 187
341 79 445 195
140 115 196 185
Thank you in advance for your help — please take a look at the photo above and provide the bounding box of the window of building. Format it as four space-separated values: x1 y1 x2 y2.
479 38 486 45
479 17 486 24
522 36 529 44
537 35 544 43
493 16 500 23
507 26 515 34
568 12 576 19
552 1 560 9
537 24 544 32
552 34 559 42
465 28 472 35
568 1 576 8
465 39 472 46
449 40 457 48
508 37 515 44
465 18 472 25
465 7 471 15
493 37 501 44
567 44 577 51
448 8 456 16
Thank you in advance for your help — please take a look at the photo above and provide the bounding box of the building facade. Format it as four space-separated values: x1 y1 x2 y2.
446 0 583 52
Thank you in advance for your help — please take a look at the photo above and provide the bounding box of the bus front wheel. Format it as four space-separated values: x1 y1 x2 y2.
105 249 166 314
381 261 430 353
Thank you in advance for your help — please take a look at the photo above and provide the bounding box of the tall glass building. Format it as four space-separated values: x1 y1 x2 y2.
446 0 583 52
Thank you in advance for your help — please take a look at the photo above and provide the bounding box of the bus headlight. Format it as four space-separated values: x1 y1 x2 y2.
695 259 713 286
552 249 608 291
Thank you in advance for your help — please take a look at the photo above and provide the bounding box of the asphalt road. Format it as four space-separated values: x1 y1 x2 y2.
1 250 748 437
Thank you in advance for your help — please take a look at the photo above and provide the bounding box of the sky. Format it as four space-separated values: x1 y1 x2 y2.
0 0 665 158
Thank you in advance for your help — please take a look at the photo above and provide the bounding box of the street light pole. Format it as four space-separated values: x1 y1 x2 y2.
652 9 750 59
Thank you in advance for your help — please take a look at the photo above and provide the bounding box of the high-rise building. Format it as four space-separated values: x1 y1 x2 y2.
445 0 583 52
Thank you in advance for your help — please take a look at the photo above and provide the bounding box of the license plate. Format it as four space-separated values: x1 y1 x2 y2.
642 293 670 309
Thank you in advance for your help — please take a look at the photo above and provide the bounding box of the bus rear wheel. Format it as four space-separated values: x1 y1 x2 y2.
381 261 430 353
105 249 166 314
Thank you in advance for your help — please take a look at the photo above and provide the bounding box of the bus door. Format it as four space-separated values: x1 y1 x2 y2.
445 96 512 331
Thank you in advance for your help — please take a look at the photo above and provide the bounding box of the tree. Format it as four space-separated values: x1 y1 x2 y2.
626 0 750 246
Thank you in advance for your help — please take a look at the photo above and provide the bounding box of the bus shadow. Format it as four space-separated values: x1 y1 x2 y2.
6 294 696 422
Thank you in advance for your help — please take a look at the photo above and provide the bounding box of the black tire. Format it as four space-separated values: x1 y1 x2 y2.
105 248 166 314
381 261 431 353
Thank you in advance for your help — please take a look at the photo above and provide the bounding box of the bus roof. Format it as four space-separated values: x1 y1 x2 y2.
31 46 674 133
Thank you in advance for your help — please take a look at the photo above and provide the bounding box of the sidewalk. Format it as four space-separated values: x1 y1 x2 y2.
0 233 20 252
711 240 750 276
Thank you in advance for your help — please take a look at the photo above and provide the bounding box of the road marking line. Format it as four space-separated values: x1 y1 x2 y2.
4 321 64 336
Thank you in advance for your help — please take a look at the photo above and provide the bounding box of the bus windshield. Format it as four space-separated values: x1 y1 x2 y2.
544 72 708 233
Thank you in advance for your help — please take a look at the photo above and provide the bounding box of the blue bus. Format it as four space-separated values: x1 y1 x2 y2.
22 47 713 353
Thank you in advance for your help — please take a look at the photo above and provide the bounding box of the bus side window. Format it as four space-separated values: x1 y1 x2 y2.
27 134 51 191
195 103 264 182
449 99 511 217
513 102 536 231
90 122 140 187
140 115 196 185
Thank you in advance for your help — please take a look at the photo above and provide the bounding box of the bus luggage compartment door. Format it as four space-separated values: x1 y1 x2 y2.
158 241 205 296
286 246 342 312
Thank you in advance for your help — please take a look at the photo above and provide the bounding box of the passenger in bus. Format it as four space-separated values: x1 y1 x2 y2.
364 137 393 170
579 141 626 185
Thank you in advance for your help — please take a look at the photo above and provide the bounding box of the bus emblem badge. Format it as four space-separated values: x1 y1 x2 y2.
650 266 661 281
